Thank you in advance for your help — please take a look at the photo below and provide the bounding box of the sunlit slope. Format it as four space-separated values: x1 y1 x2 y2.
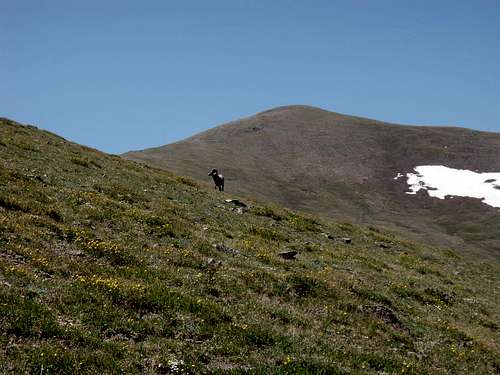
124 105 500 259
0 118 499 374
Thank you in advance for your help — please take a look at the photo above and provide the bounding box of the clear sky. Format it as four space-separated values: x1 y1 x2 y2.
2 0 500 154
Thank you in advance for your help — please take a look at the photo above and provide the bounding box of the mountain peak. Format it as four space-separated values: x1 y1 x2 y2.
124 108 500 259
257 104 331 114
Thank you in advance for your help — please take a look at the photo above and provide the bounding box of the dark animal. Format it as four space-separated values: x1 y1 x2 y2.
208 169 224 191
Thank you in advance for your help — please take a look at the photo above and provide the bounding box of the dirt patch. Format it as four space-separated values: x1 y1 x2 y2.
361 304 409 332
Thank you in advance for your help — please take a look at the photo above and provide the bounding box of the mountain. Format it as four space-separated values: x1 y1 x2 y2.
1 117 499 373
124 105 500 259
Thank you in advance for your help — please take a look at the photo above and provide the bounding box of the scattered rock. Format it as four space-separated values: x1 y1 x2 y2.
342 237 352 244
1 281 11 288
106 333 133 343
206 257 222 267
38 270 54 279
245 125 263 133
225 199 248 207
27 174 47 184
71 250 85 257
57 315 78 328
424 287 454 305
321 232 335 240
378 242 390 249
231 207 245 214
0 250 26 265
214 243 240 256
278 250 298 260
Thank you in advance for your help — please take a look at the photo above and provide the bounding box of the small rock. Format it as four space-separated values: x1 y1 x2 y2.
321 232 335 240
278 250 298 260
206 257 222 267
378 242 390 249
231 207 245 214
214 243 240 256
107 333 130 342
68 249 84 257
1 281 12 288
225 199 248 208
38 270 54 279
342 237 352 244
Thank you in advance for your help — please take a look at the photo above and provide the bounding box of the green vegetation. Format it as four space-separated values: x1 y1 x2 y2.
0 118 499 374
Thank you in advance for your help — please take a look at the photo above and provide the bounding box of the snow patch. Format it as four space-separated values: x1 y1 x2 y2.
396 165 500 209
394 173 404 180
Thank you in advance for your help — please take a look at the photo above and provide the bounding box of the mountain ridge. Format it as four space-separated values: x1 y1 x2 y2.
158 105 499 147
124 105 500 259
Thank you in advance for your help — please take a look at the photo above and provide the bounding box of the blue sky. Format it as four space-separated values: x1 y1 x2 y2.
2 0 500 153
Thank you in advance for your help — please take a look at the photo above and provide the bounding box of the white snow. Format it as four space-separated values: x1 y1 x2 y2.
395 165 500 209
394 173 404 180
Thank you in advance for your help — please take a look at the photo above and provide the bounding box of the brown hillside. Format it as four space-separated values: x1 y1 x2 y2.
123 105 500 259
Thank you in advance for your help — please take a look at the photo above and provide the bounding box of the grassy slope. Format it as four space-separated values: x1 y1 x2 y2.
0 118 499 374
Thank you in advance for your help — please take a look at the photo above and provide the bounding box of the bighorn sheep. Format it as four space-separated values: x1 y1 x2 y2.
208 169 224 191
